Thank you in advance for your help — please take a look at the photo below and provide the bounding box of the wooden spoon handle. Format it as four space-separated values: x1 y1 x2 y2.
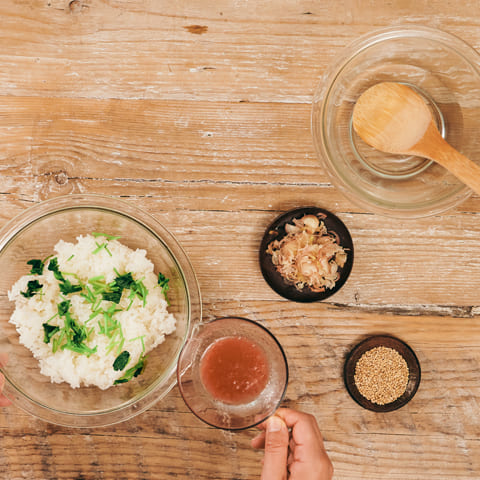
436 144 480 196
415 124 480 196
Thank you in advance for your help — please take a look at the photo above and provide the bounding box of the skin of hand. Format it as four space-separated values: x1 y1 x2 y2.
0 353 12 407
251 408 333 480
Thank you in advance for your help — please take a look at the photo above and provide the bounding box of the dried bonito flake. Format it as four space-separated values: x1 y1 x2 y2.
266 214 347 292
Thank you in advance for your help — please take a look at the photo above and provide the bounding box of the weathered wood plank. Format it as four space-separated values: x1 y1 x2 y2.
1 303 480 479
0 2 479 102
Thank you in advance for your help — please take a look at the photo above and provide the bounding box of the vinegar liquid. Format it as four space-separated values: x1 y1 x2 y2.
200 336 269 405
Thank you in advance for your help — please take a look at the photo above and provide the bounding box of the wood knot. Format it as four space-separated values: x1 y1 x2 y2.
54 171 69 185
69 0 88 14
184 25 208 35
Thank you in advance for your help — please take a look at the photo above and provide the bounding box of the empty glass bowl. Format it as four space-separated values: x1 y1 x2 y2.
312 25 480 217
0 194 201 427
177 317 288 430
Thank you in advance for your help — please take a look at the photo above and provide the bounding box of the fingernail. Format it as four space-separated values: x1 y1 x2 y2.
267 416 284 432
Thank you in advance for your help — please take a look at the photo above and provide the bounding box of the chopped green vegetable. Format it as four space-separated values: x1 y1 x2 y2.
132 358 145 377
107 334 125 356
87 308 102 322
101 272 144 305
48 258 65 282
45 312 59 324
129 278 149 307
21 279 43 298
58 278 83 295
99 304 122 335
80 285 96 305
89 275 105 282
43 296 97 358
113 351 130 371
52 330 66 353
101 290 123 303
27 259 45 275
112 272 135 290
157 272 169 291
88 276 108 296
114 355 145 385
42 323 60 343
62 342 97 357
97 303 124 356
47 258 83 295
91 233 119 257
67 312 87 345
86 326 95 339
92 232 121 241
93 242 112 257
61 310 97 357
158 272 170 304
130 335 146 355
57 300 71 316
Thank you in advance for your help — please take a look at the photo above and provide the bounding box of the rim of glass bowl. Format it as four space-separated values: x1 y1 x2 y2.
0 193 202 427
177 316 289 431
312 25 480 218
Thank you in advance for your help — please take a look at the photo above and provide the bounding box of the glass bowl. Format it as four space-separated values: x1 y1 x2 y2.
312 25 480 218
177 317 288 430
0 194 201 427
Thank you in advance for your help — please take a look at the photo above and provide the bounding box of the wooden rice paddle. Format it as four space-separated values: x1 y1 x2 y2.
352 81 480 195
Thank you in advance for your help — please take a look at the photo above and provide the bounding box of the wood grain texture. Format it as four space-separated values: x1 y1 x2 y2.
1 1 480 479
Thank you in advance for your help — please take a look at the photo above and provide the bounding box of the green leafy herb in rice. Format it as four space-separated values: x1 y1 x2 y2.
16 233 175 388
47 257 83 295
92 233 121 241
91 233 120 258
113 350 130 371
157 272 170 304
48 257 65 281
129 278 149 307
42 297 97 357
29 254 148 363
27 259 46 276
40 254 154 376
42 323 60 343
21 279 43 298
114 355 146 385
93 241 112 257
59 278 83 295
57 300 71 316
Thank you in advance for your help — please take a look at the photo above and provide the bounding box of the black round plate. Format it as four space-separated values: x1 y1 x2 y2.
344 335 421 412
259 207 354 302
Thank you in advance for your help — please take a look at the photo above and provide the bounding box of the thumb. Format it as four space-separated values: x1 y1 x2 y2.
261 416 289 480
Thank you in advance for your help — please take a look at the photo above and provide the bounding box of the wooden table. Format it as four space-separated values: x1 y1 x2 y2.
1 1 480 479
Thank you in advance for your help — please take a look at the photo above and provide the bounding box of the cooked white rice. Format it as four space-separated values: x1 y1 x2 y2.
8 234 176 390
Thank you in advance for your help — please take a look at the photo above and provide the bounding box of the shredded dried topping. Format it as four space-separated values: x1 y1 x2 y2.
266 214 347 292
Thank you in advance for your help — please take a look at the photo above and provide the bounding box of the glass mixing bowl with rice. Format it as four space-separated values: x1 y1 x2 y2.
0 194 201 427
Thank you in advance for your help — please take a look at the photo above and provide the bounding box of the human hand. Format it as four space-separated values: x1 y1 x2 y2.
0 353 12 407
251 408 333 480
